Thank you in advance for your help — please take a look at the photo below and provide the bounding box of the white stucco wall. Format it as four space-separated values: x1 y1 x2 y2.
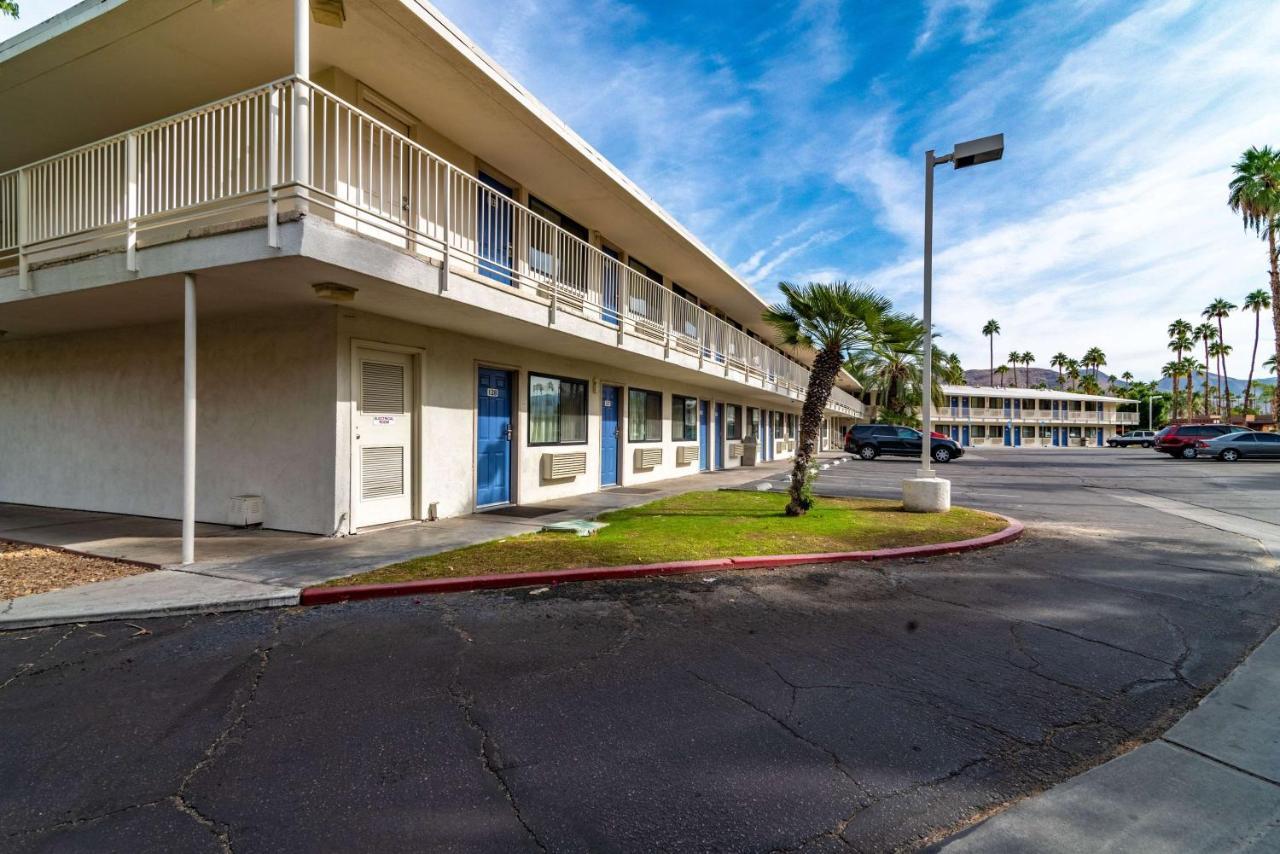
0 307 338 534
334 311 801 528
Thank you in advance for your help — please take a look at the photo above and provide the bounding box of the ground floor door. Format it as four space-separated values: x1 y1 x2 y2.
1013 425 1022 446
354 348 415 528
714 402 725 469
601 385 620 487
699 400 710 471
962 425 970 446
477 367 513 506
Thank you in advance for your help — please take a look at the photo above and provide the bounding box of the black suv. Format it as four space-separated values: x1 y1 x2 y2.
845 424 964 463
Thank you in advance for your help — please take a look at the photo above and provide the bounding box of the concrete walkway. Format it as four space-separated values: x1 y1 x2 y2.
935 625 1280 853
0 456 810 628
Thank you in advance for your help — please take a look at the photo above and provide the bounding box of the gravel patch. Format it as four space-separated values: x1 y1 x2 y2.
0 541 150 599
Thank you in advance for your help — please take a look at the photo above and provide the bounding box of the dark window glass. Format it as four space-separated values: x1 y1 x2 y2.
726 405 741 440
628 388 663 442
528 374 587 445
671 395 698 441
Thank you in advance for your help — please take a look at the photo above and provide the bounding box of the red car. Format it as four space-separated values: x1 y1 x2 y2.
1153 424 1238 459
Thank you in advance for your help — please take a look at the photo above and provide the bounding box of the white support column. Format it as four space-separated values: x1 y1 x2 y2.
267 87 281 248
292 0 311 196
182 273 197 565
125 133 139 272
16 169 29 292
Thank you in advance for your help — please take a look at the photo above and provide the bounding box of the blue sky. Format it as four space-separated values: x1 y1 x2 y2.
5 0 1279 379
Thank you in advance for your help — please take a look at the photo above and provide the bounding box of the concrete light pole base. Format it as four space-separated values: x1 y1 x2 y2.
902 477 951 513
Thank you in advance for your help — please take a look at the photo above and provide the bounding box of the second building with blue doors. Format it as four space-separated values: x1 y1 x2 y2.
932 385 1136 448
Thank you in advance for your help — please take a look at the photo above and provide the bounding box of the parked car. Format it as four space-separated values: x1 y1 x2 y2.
1195 431 1280 461
1153 424 1240 458
845 424 964 463
1108 430 1157 448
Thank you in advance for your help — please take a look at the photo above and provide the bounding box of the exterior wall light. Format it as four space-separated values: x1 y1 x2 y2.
313 283 358 302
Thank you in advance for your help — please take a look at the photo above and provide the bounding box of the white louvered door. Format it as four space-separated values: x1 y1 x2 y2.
354 349 414 528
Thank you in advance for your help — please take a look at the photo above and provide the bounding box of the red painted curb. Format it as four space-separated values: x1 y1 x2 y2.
300 517 1024 607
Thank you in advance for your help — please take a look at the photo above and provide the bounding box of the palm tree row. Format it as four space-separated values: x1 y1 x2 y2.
1161 287 1273 422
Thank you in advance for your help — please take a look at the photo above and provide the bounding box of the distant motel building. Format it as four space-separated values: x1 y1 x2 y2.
935 385 1137 448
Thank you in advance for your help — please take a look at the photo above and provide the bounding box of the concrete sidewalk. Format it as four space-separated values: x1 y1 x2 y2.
934 626 1280 853
1 456 814 628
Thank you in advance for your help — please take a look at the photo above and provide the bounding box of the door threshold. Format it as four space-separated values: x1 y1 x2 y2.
355 518 422 534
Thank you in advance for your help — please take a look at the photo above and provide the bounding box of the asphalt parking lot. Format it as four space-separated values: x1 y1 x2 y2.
3 448 1278 852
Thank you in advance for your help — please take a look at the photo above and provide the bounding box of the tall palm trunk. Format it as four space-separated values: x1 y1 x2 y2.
787 346 844 516
1172 372 1180 421
1216 317 1229 417
1245 309 1260 418
988 337 994 387
1202 339 1212 418
1270 225 1280 419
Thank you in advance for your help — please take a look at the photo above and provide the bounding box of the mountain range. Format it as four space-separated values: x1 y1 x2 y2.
960 367 1276 395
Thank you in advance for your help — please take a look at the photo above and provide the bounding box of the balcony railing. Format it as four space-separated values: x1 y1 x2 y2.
0 76 859 417
935 406 1136 424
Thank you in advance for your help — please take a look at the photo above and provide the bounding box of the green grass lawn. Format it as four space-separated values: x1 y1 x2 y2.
327 491 1007 587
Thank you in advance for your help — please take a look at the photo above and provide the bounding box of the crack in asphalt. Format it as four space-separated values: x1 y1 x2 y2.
173 611 285 853
0 622 80 692
442 605 549 853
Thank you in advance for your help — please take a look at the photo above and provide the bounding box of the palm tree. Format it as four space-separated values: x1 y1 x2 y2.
944 351 965 385
1162 361 1180 418
1228 145 1280 418
996 364 1011 387
1209 340 1234 416
1203 299 1236 415
1050 351 1069 388
1192 323 1217 417
1242 289 1272 419
1121 371 1134 386
1083 347 1107 383
764 281 889 516
1167 331 1191 420
848 314 950 424
1065 359 1081 391
1183 358 1205 416
982 319 1001 386
1007 351 1022 387
1079 374 1101 396
1020 351 1035 387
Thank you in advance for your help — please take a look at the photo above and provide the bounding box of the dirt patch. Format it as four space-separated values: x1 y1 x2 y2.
1 541 150 600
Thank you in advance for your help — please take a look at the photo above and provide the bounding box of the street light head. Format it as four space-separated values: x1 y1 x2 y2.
952 133 1004 169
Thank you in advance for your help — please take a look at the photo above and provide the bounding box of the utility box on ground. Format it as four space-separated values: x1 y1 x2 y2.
741 437 757 467
228 495 264 527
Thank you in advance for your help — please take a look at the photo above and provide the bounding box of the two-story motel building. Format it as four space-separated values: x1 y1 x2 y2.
0 0 862 553
935 385 1136 447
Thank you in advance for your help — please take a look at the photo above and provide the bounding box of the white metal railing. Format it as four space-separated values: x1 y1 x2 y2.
934 406 1133 424
0 76 861 417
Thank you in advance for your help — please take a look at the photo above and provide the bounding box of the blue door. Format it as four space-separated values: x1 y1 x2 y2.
1096 429 1104 447
477 368 513 506
1003 425 1012 446
477 172 514 286
962 396 970 418
1052 427 1059 447
601 246 620 325
1013 425 1022 446
962 425 970 446
601 385 620 486
950 425 959 442
714 403 725 469
699 401 710 471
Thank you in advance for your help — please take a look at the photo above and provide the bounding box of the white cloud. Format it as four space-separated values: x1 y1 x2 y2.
912 0 996 55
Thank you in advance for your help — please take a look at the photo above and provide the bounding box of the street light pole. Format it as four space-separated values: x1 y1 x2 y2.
904 133 1003 513
919 148 948 479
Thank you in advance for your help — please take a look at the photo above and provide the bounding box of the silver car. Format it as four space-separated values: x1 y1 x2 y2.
1198 430 1280 461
